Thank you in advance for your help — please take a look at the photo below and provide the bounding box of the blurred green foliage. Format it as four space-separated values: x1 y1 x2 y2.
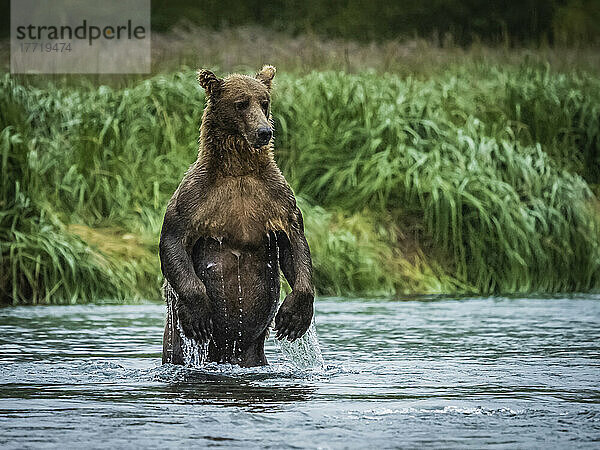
150 0 598 44
1 0 599 44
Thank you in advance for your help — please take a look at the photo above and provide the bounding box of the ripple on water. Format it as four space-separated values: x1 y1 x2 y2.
1 297 600 448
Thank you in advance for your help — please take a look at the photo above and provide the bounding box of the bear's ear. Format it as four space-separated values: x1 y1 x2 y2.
197 69 223 96
255 65 276 90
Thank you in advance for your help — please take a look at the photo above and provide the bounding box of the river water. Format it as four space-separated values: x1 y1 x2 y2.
1 296 599 448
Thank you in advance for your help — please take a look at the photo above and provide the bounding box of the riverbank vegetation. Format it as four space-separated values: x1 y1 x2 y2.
1 35 599 304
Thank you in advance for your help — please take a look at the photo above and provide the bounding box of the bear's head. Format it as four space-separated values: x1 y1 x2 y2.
197 65 276 150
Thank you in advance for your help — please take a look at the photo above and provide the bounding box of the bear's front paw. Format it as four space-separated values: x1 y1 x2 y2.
275 290 314 341
175 292 213 342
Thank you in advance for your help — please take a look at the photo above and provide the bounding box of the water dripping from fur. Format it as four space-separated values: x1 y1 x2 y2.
232 249 244 358
177 321 210 366
216 237 229 357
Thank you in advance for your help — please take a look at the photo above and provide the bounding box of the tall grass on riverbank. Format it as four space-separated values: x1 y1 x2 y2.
276 68 600 292
1 63 599 304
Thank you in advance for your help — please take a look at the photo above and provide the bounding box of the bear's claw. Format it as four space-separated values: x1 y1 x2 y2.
274 290 314 341
175 294 213 342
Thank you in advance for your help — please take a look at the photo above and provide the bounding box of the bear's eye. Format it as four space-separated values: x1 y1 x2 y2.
235 100 249 111
261 100 269 113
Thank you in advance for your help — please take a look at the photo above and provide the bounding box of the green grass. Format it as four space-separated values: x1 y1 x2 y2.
504 65 600 183
1 62 599 304
275 68 600 293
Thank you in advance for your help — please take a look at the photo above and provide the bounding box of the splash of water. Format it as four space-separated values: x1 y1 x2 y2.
275 316 325 369
176 321 210 367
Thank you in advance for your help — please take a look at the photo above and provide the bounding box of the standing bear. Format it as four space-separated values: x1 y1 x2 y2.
159 65 315 367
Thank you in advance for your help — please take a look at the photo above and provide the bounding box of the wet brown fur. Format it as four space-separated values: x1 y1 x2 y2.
159 66 314 367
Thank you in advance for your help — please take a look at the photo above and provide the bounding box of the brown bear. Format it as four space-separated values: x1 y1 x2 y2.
159 65 315 367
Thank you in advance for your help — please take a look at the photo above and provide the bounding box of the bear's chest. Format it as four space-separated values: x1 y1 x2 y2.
195 175 289 246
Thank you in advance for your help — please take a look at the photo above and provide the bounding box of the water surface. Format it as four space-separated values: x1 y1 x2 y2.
1 296 599 448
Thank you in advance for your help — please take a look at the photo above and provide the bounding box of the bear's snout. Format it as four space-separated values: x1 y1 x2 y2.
256 127 272 147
